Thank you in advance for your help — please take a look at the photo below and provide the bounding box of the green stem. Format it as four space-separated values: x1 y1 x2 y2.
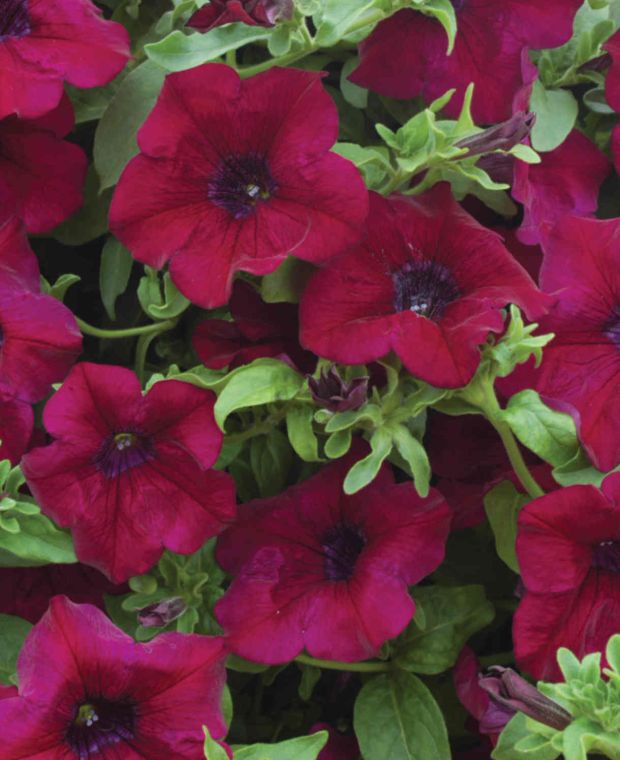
295 653 390 673
76 317 177 340
238 46 316 78
380 167 411 196
224 408 289 445
134 332 157 384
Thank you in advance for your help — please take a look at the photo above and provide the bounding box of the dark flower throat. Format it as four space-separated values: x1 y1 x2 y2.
393 260 460 320
66 697 137 760
0 0 31 39
592 540 620 574
93 431 155 479
322 522 367 581
208 152 277 220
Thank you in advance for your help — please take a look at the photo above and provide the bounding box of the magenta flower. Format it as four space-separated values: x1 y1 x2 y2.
0 0 130 120
534 215 620 472
514 476 620 680
0 386 33 465
193 280 315 372
22 363 237 582
0 564 127 623
299 187 547 389
0 218 82 403
0 95 88 233
512 130 610 245
0 596 230 759
605 31 620 171
310 723 359 760
110 64 368 309
350 1 581 123
188 0 293 32
215 451 452 663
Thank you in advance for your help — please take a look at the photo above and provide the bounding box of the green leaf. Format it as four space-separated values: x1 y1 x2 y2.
260 257 316 304
551 447 617 487
354 670 451 760
0 613 32 685
419 0 458 54
391 424 431 498
250 429 293 497
343 428 392 494
145 25 272 71
233 732 328 759
214 359 303 429
332 143 393 190
529 81 578 152
94 60 166 191
52 166 112 245
324 428 352 459
314 0 375 46
501 390 579 467
0 512 77 566
100 237 134 321
484 481 525 574
146 272 190 319
493 713 560 760
606 633 620 676
340 57 368 108
298 663 322 701
394 585 494 675
323 404 382 433
47 273 81 302
286 405 321 462
203 726 230 760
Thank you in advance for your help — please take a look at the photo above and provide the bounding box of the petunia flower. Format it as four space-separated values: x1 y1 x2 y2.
215 450 452 663
0 0 130 120
0 218 82 403
0 95 88 233
299 186 547 390
187 0 293 32
308 366 369 413
350 1 581 123
310 722 360 760
0 387 33 465
0 564 127 623
22 363 237 583
512 130 610 245
0 595 230 759
193 279 315 372
534 215 620 472
514 475 620 680
110 64 368 309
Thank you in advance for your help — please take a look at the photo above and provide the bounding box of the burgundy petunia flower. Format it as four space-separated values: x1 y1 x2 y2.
0 0 130 120
0 95 88 233
110 64 368 309
0 386 33 465
0 564 127 623
0 595 230 759
514 475 620 680
350 1 581 123
534 215 620 472
22 363 236 583
308 366 369 413
0 218 82 404
215 451 452 663
512 130 610 245
193 280 315 372
187 0 293 32
310 723 360 760
299 187 547 389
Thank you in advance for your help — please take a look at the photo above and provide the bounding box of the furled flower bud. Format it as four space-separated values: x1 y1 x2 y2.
456 112 536 156
187 0 294 33
308 367 369 412
479 667 572 731
138 597 187 628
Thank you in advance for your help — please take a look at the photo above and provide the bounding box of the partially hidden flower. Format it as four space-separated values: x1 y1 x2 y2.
534 215 620 471
138 596 187 628
0 564 127 623
187 0 293 32
0 596 230 759
310 722 360 760
350 1 581 123
0 95 88 232
22 363 237 583
193 279 315 372
0 385 33 465
0 0 130 120
299 186 547 389
110 64 368 309
514 475 620 680
0 217 82 403
479 666 572 731
215 449 452 663
512 130 610 245
308 367 369 413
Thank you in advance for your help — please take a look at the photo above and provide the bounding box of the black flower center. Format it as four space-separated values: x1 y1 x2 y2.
592 540 620 574
93 431 155 479
208 152 277 220
66 697 137 759
322 521 367 581
392 260 460 320
603 306 620 348
0 0 31 39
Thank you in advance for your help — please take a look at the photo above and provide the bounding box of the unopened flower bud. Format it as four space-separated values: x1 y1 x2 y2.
456 112 536 156
308 367 369 412
479 666 572 731
138 597 187 628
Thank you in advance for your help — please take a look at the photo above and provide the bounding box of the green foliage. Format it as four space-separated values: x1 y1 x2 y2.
393 585 495 675
354 670 451 759
231 732 329 759
0 461 77 567
137 267 190 320
53 166 112 245
100 237 134 320
484 481 526 574
203 727 230 760
0 613 32 685
529 81 579 152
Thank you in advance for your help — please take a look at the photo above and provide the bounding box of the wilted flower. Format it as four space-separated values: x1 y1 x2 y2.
308 367 368 413
455 112 535 156
138 597 187 628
